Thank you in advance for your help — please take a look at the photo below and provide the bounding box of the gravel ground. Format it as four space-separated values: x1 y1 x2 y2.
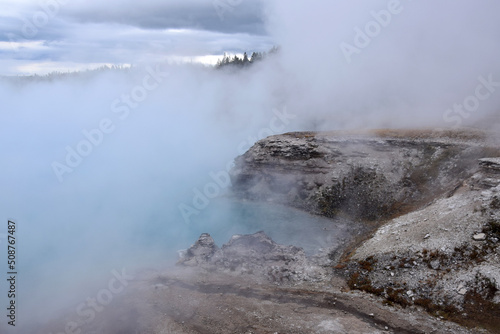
38 266 479 334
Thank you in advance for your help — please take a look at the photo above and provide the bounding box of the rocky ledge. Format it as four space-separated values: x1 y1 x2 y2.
178 231 327 284
228 129 500 332
230 129 496 220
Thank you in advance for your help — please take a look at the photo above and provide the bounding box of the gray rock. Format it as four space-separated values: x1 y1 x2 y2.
178 231 320 284
481 178 500 188
430 260 440 270
230 132 486 221
177 233 218 266
479 158 500 173
472 233 487 241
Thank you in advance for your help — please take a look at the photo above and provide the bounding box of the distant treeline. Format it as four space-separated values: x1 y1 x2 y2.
215 46 280 69
0 65 131 84
1 47 281 81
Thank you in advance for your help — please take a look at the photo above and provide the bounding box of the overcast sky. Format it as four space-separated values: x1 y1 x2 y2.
0 0 272 75
1 0 500 80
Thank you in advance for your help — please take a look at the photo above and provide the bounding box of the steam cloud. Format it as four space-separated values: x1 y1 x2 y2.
1 0 499 331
